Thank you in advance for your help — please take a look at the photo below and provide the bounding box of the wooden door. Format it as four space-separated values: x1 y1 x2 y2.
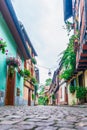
5 71 16 105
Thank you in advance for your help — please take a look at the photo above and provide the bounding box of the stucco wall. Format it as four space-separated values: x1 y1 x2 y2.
0 13 24 104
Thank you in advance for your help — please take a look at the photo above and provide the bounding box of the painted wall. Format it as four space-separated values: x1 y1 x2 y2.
0 13 24 105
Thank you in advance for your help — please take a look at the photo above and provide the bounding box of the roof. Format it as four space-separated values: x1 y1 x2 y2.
0 0 31 59
19 22 37 56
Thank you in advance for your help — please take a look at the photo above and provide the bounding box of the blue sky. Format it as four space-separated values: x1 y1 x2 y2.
12 0 68 84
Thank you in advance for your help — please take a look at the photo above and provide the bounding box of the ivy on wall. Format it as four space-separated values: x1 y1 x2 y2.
59 31 80 80
60 41 76 80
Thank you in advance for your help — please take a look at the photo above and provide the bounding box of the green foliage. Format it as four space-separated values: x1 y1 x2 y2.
45 78 52 86
18 69 24 77
60 41 76 80
69 86 76 93
38 96 49 105
18 69 31 78
31 76 37 84
32 93 35 100
76 87 87 100
59 30 80 80
44 96 49 105
24 69 30 77
52 94 55 100
31 57 37 64
0 38 7 54
8 66 15 77
38 85 44 95
38 96 44 105
34 83 39 95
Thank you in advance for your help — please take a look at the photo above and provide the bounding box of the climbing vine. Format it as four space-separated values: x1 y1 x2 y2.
60 41 76 80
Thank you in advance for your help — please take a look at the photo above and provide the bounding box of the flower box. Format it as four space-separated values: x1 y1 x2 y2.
7 57 21 68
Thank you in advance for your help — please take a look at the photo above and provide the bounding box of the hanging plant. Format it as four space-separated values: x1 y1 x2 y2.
31 57 37 65
0 38 7 54
7 57 21 68
8 66 15 77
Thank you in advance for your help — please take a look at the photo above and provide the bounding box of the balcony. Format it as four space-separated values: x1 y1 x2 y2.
76 44 87 71
24 80 34 90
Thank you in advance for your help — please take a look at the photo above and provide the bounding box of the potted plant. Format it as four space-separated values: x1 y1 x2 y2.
0 38 7 54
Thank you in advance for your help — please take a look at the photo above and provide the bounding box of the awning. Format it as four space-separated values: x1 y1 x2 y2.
63 0 73 21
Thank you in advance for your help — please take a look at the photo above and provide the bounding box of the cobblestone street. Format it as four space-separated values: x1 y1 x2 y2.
0 106 87 130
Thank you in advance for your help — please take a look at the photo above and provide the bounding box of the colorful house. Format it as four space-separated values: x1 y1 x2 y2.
62 0 87 105
0 0 31 105
19 23 38 106
49 0 87 106
49 67 68 105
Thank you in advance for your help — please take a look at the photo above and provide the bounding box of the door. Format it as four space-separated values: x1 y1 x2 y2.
5 68 16 105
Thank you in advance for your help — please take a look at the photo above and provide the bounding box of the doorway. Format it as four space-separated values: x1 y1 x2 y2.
5 67 16 105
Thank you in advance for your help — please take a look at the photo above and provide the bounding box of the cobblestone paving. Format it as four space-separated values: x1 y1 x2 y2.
0 106 87 130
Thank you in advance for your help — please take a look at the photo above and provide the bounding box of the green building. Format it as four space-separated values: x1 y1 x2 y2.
0 0 30 105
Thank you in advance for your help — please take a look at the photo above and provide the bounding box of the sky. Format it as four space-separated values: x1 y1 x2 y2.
12 0 68 85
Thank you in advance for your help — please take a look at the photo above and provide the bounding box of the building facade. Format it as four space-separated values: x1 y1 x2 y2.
0 0 39 106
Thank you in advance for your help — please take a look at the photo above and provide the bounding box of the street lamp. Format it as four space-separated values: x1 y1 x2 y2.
48 69 52 76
